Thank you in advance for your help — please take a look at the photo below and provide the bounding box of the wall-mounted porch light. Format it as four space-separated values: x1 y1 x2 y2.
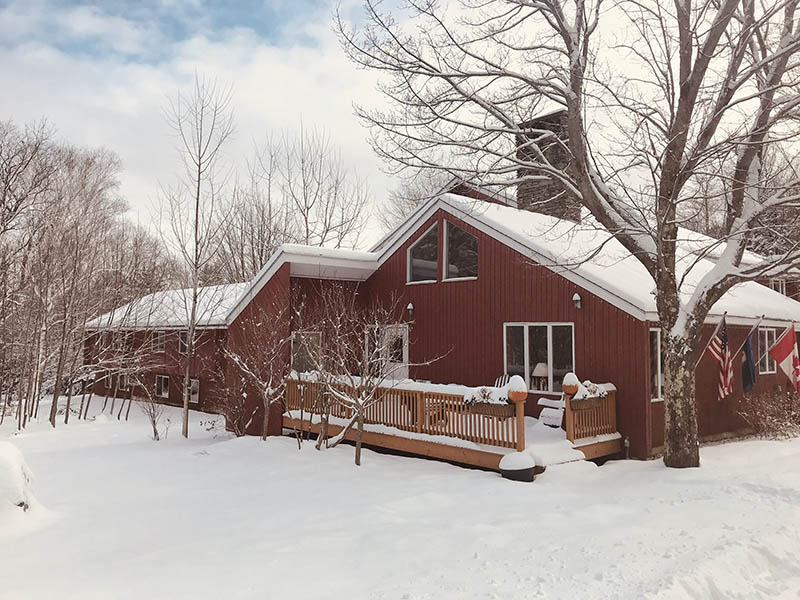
406 302 415 318
572 293 582 310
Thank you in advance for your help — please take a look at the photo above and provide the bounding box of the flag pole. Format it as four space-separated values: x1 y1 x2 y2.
694 311 727 370
730 314 764 359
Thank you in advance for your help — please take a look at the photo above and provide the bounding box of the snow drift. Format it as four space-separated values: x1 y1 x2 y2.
0 441 34 513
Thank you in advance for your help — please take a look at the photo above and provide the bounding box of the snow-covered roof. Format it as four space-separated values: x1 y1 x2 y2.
224 244 380 325
374 192 800 325
86 283 250 330
93 190 800 331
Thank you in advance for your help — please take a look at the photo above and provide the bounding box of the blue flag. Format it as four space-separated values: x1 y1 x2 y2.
742 332 757 393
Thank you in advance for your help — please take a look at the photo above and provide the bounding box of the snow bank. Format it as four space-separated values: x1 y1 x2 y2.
0 441 34 513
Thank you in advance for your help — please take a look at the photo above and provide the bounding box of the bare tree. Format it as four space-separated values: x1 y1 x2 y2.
0 120 55 238
223 299 293 439
212 126 371 281
338 0 800 467
162 74 235 438
302 283 419 466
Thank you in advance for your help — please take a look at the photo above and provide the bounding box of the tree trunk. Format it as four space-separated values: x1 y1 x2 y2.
64 377 74 424
261 399 271 441
662 339 700 468
355 411 364 466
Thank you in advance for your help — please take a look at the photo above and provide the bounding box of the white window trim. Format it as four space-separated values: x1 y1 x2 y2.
442 220 478 282
758 327 778 374
502 322 575 393
155 374 170 399
153 331 166 353
290 331 322 371
650 328 663 402
769 279 787 295
188 377 200 404
178 331 189 355
406 223 438 285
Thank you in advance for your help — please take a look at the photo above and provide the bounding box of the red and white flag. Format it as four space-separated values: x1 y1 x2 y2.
769 327 800 396
707 317 734 401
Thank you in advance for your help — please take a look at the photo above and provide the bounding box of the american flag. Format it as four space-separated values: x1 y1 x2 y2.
707 317 734 401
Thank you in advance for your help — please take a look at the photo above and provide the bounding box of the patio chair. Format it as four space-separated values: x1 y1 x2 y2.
537 395 564 428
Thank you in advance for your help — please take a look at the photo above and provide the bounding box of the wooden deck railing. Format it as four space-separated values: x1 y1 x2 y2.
564 389 617 442
285 379 525 451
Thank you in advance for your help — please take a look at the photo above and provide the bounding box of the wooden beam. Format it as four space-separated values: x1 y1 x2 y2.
284 415 505 470
574 438 623 460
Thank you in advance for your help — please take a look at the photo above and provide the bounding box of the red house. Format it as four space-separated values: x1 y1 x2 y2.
87 187 800 466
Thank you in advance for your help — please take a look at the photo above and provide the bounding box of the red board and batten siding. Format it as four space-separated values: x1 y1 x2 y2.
648 324 800 452
225 262 292 437
362 208 653 458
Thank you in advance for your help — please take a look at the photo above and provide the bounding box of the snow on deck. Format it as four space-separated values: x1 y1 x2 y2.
287 410 589 467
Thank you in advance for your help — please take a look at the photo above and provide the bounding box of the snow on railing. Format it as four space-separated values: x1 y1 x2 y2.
285 378 527 451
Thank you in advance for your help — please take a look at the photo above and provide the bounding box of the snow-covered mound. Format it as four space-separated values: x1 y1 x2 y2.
0 441 34 513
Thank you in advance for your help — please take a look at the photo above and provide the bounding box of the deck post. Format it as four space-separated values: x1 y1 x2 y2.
507 391 527 452
564 392 575 442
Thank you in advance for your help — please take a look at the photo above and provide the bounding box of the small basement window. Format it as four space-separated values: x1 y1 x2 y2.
444 221 478 280
407 224 438 283
504 323 574 393
291 331 322 373
155 374 169 398
758 328 777 374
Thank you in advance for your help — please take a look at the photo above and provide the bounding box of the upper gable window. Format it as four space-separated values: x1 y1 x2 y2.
444 221 478 280
407 224 438 283
769 279 787 296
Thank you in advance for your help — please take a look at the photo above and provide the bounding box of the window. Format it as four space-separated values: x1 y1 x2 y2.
178 331 189 355
152 331 166 353
119 374 131 390
112 332 124 352
769 279 787 296
504 323 575 392
364 325 409 378
650 328 663 402
444 221 478 280
155 375 169 398
291 331 322 373
188 378 200 404
407 224 438 283
758 328 777 374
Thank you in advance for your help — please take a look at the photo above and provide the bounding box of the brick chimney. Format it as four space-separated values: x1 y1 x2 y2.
515 110 582 222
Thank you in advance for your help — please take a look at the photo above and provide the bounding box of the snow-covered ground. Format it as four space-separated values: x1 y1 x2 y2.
2 398 800 599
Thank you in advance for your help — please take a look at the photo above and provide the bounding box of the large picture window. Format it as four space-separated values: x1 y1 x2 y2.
407 224 438 283
291 331 322 373
504 323 574 392
758 328 777 374
649 328 663 401
444 221 478 280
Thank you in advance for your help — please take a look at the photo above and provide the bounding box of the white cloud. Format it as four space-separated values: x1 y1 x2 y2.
0 1 393 246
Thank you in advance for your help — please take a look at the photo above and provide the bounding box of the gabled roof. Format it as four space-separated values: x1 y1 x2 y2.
371 193 800 326
86 283 250 330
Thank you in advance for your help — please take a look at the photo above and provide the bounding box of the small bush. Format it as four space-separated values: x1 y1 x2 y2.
736 390 800 438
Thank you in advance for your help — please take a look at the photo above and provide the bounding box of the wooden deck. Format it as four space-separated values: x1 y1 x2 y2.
284 379 622 471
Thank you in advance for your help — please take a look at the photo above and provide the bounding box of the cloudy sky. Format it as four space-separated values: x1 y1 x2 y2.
0 0 390 240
